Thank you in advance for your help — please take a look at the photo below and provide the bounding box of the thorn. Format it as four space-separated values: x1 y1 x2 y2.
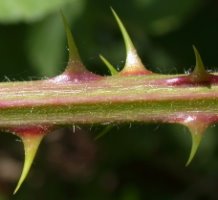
61 12 87 73
185 129 202 166
111 8 151 75
190 46 209 82
49 13 100 83
182 116 208 166
6 125 51 194
94 125 113 140
99 55 118 75
14 133 44 194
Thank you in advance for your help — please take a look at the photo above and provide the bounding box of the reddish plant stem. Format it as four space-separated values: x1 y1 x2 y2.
0 73 217 128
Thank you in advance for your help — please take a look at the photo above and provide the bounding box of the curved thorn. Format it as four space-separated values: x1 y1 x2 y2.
186 131 202 166
191 45 209 82
111 8 149 74
99 54 118 75
180 115 209 166
61 12 86 72
13 134 44 194
111 8 135 53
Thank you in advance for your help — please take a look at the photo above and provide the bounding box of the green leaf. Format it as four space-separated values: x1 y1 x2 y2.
134 0 203 35
26 14 65 76
0 0 81 23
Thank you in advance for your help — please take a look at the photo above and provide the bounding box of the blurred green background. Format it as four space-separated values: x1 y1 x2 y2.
0 0 218 199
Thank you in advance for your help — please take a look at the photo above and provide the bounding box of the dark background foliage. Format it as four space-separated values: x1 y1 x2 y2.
0 0 218 199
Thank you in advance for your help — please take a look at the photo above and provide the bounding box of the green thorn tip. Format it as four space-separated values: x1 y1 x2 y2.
111 8 135 52
61 12 81 62
99 55 118 75
186 130 202 166
13 134 44 194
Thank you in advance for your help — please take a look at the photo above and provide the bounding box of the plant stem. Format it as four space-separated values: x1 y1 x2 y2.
0 73 218 127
